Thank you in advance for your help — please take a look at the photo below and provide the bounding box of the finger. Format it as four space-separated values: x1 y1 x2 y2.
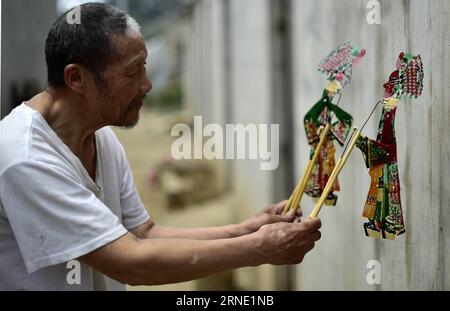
263 200 287 214
305 242 315 253
270 211 295 223
303 217 322 231
283 208 296 221
293 216 301 223
310 230 321 241
288 204 302 216
274 200 289 214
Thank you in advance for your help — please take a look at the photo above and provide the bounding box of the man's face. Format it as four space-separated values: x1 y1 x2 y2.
91 30 152 128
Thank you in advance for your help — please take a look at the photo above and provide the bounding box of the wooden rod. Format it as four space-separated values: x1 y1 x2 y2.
309 128 361 218
283 124 332 214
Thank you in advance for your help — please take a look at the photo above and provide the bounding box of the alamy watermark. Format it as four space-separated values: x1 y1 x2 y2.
66 6 81 25
66 260 81 285
366 259 381 285
366 0 381 25
171 116 280 171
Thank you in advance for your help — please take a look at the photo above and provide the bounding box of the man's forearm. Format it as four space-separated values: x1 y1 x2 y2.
128 233 262 285
146 223 248 240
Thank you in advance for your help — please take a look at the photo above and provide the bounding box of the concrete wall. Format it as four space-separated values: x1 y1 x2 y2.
292 0 449 290
181 0 449 290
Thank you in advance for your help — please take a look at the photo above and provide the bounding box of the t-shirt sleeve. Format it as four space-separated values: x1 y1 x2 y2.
118 144 150 230
0 160 128 274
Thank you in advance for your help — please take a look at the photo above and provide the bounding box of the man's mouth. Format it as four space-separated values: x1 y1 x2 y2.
130 97 145 109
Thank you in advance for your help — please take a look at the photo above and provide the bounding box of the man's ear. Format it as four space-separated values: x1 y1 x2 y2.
63 64 88 94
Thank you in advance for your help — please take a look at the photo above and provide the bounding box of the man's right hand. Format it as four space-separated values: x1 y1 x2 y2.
251 217 321 265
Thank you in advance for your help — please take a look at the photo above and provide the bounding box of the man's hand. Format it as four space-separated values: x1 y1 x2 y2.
251 217 321 265
237 200 302 235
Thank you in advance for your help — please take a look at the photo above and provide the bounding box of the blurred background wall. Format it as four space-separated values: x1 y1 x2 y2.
1 0 56 118
1 0 448 290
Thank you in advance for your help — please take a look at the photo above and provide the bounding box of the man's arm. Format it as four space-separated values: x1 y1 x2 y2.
80 232 255 286
80 218 321 286
130 200 299 240
131 220 247 240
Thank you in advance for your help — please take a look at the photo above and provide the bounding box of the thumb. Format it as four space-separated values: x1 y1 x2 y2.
303 217 322 231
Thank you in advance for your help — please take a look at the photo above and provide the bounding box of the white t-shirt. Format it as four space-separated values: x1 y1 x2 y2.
0 103 150 290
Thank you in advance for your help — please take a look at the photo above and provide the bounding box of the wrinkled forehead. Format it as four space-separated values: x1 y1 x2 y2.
110 30 147 64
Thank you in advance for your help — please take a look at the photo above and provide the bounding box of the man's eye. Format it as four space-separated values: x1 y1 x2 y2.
127 64 147 77
129 69 140 76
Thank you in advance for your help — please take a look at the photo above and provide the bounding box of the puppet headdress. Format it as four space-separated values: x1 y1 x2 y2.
318 42 366 87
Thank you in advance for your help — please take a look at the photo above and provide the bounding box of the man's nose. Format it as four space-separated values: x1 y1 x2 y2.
141 74 152 94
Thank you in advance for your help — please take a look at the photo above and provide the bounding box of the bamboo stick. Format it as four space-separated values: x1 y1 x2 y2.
282 123 332 215
309 128 361 218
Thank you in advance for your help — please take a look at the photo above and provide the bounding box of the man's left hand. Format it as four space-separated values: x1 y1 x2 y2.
237 200 302 235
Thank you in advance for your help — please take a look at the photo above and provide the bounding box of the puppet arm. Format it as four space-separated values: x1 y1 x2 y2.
356 136 393 168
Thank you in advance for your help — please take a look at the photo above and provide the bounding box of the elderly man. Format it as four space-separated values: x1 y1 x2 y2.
0 3 321 290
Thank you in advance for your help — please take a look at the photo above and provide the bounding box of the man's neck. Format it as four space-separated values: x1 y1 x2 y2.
26 90 101 179
28 90 101 144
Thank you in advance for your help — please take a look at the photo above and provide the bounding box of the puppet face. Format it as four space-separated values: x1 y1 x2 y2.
383 70 400 98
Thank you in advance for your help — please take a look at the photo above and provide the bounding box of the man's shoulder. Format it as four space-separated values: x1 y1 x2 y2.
0 104 34 173
0 104 74 178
